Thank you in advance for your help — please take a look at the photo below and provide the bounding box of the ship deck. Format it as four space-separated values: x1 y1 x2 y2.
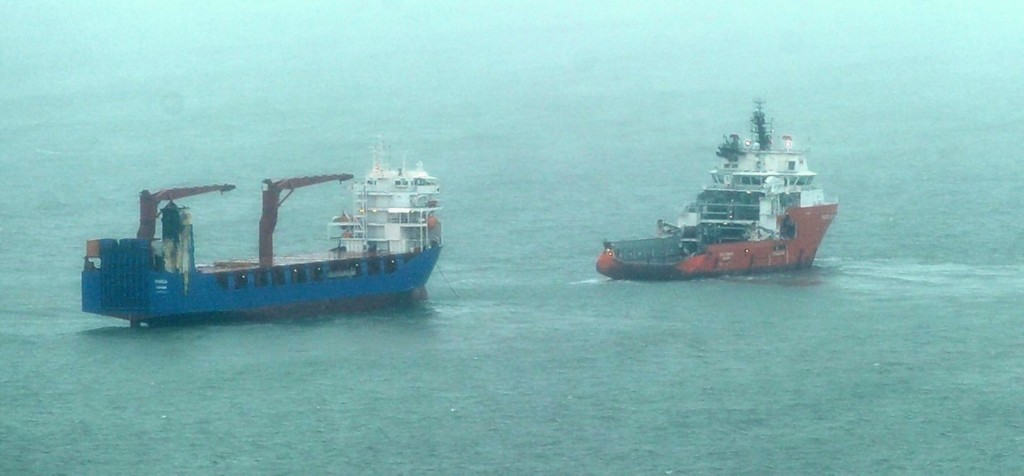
197 250 395 273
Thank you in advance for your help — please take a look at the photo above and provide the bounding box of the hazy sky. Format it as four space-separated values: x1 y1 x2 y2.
3 1 1021 94
2 0 1022 171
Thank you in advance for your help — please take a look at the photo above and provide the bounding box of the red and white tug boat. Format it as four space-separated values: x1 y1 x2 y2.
597 101 838 280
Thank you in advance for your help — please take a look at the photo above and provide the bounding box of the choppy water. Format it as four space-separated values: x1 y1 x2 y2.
3 2 1023 473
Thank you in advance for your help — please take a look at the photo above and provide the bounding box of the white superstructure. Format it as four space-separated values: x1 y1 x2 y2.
672 101 832 243
328 141 442 256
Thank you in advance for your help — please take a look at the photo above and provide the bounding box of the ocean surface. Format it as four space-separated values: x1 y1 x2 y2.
2 2 1023 473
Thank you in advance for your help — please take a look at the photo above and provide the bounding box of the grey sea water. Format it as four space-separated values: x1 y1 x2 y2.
3 2 1023 473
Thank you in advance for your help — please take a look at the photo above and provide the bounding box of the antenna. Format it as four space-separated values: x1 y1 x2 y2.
750 99 772 151
371 135 389 173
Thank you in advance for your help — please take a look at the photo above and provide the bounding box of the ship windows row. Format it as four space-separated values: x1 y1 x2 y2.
712 175 814 186
212 257 404 290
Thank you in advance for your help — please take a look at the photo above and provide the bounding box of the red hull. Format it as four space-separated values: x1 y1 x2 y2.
597 203 837 280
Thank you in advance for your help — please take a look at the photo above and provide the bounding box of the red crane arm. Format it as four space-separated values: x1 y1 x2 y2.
147 184 237 203
267 174 353 194
137 184 236 240
259 174 353 267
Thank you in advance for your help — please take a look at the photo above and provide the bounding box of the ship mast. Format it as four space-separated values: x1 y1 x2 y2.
371 136 389 174
751 99 773 151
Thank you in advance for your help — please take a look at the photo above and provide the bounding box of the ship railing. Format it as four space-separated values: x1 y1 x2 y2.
329 246 413 260
699 218 760 225
609 238 692 264
699 202 760 221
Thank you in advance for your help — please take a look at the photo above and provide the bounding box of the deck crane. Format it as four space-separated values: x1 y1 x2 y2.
259 174 353 267
137 184 236 240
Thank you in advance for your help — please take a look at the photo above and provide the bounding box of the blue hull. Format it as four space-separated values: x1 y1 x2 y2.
82 239 441 326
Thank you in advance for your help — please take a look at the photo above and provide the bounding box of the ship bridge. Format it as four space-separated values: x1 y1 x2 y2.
328 141 442 257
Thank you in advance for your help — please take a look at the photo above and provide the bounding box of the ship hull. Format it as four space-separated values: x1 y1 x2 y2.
83 244 442 326
131 288 428 327
597 203 837 281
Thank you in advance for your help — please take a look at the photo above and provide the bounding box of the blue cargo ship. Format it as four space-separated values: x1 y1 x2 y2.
82 143 443 326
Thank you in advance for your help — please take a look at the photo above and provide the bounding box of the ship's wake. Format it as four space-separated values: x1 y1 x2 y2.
829 258 1023 301
570 278 606 285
